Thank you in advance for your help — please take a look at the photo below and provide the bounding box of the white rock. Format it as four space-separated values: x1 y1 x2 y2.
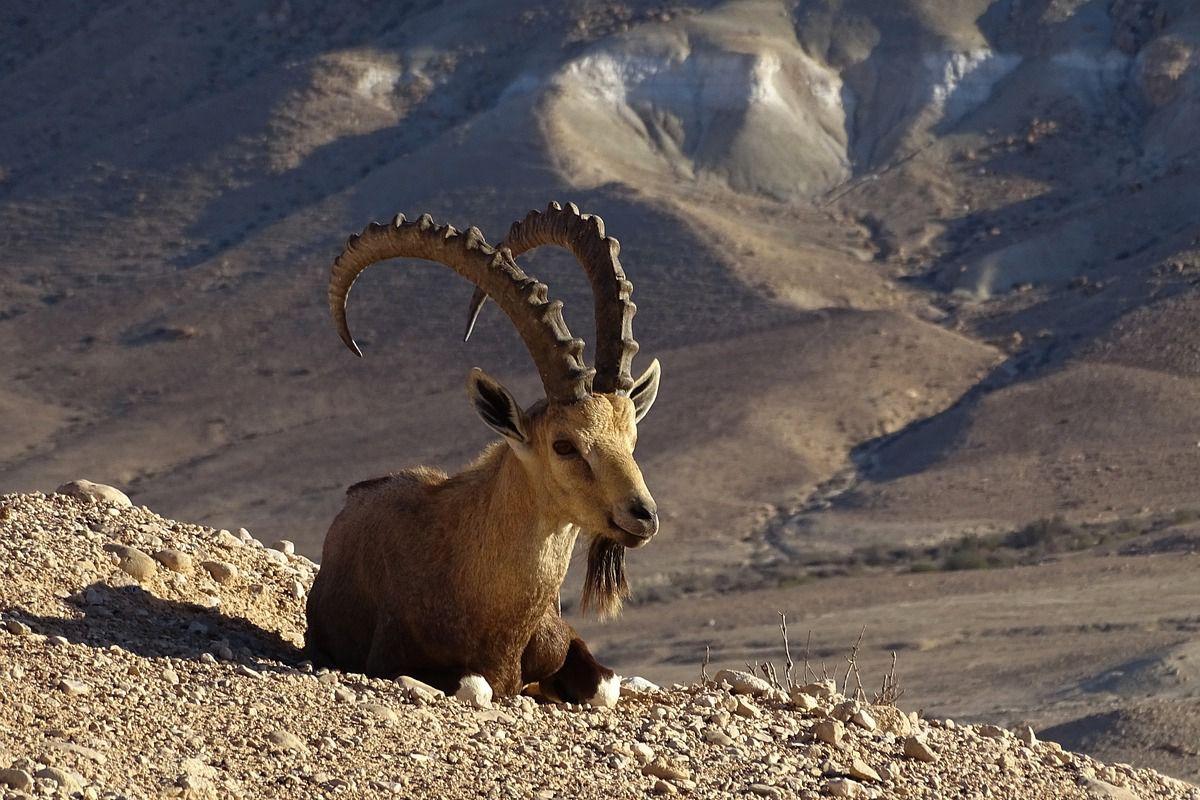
56 479 131 507
620 675 661 696
454 674 493 708
1017 725 1038 746
271 539 295 555
713 669 772 696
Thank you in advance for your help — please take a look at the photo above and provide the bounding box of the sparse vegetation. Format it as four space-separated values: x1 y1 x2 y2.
843 510 1200 574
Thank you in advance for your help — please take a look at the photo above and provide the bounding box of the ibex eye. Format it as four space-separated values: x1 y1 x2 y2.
552 440 578 457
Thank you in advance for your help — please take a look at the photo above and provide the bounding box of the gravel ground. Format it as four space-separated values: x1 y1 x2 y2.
1 489 1197 800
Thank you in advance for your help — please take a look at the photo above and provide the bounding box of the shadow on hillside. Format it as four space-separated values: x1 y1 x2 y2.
5 582 304 667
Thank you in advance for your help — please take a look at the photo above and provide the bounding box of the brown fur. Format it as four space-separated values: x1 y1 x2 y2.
305 389 658 697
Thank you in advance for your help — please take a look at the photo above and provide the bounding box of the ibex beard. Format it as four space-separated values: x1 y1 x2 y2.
304 203 661 706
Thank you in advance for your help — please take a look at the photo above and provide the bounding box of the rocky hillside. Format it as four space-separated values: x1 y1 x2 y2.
0 487 1196 800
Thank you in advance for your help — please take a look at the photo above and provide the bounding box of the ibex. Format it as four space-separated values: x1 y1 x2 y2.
305 203 661 706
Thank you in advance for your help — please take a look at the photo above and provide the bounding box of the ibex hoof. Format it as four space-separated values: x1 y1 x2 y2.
454 674 493 708
586 673 621 708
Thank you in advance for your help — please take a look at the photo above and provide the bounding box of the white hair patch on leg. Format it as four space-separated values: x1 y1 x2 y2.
587 673 621 708
455 674 493 708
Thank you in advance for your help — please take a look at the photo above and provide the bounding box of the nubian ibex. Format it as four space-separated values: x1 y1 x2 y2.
305 203 661 705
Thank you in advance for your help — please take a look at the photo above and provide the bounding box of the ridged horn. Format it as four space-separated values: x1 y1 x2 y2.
463 202 638 395
329 213 592 404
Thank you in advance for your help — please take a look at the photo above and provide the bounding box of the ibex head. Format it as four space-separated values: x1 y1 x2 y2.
327 203 661 616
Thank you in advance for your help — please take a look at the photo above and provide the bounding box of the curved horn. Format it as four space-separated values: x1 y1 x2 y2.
463 202 638 395
329 213 592 404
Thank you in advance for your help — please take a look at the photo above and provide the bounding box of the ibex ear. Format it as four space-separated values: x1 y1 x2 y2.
467 368 529 444
629 358 661 423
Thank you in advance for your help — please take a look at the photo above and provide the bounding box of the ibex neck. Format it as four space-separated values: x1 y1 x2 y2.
451 442 578 605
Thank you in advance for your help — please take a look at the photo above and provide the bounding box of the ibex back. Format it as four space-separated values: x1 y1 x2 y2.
305 203 661 705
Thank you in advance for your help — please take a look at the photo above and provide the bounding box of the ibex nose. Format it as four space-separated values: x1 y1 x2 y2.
628 499 657 522
610 497 659 546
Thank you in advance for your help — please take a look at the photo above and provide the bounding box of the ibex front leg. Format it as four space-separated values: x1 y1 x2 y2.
521 604 619 707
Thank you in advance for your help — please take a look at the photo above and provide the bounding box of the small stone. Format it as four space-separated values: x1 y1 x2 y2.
237 664 263 679
1017 725 1038 746
163 669 180 685
271 539 295 555
652 779 677 795
103 543 157 580
290 580 306 600
831 701 856 722
750 784 783 798
850 708 877 731
823 778 860 797
57 479 132 507
815 719 844 746
361 703 399 724
903 736 938 763
848 758 881 782
713 669 772 696
236 527 254 543
398 675 444 701
868 704 912 737
790 689 820 711
200 560 238 584
0 769 32 791
631 742 655 765
734 697 762 718
642 756 691 782
153 549 193 573
47 635 69 646
620 675 660 696
1079 777 1139 799
266 730 308 752
34 767 83 794
703 727 734 746
334 686 356 703
4 619 31 636
455 674 493 708
44 741 107 765
797 680 837 698
215 529 243 549
58 678 91 696
979 724 1007 739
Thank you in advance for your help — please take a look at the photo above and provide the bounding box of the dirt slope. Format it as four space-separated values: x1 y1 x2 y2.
2 491 1197 800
